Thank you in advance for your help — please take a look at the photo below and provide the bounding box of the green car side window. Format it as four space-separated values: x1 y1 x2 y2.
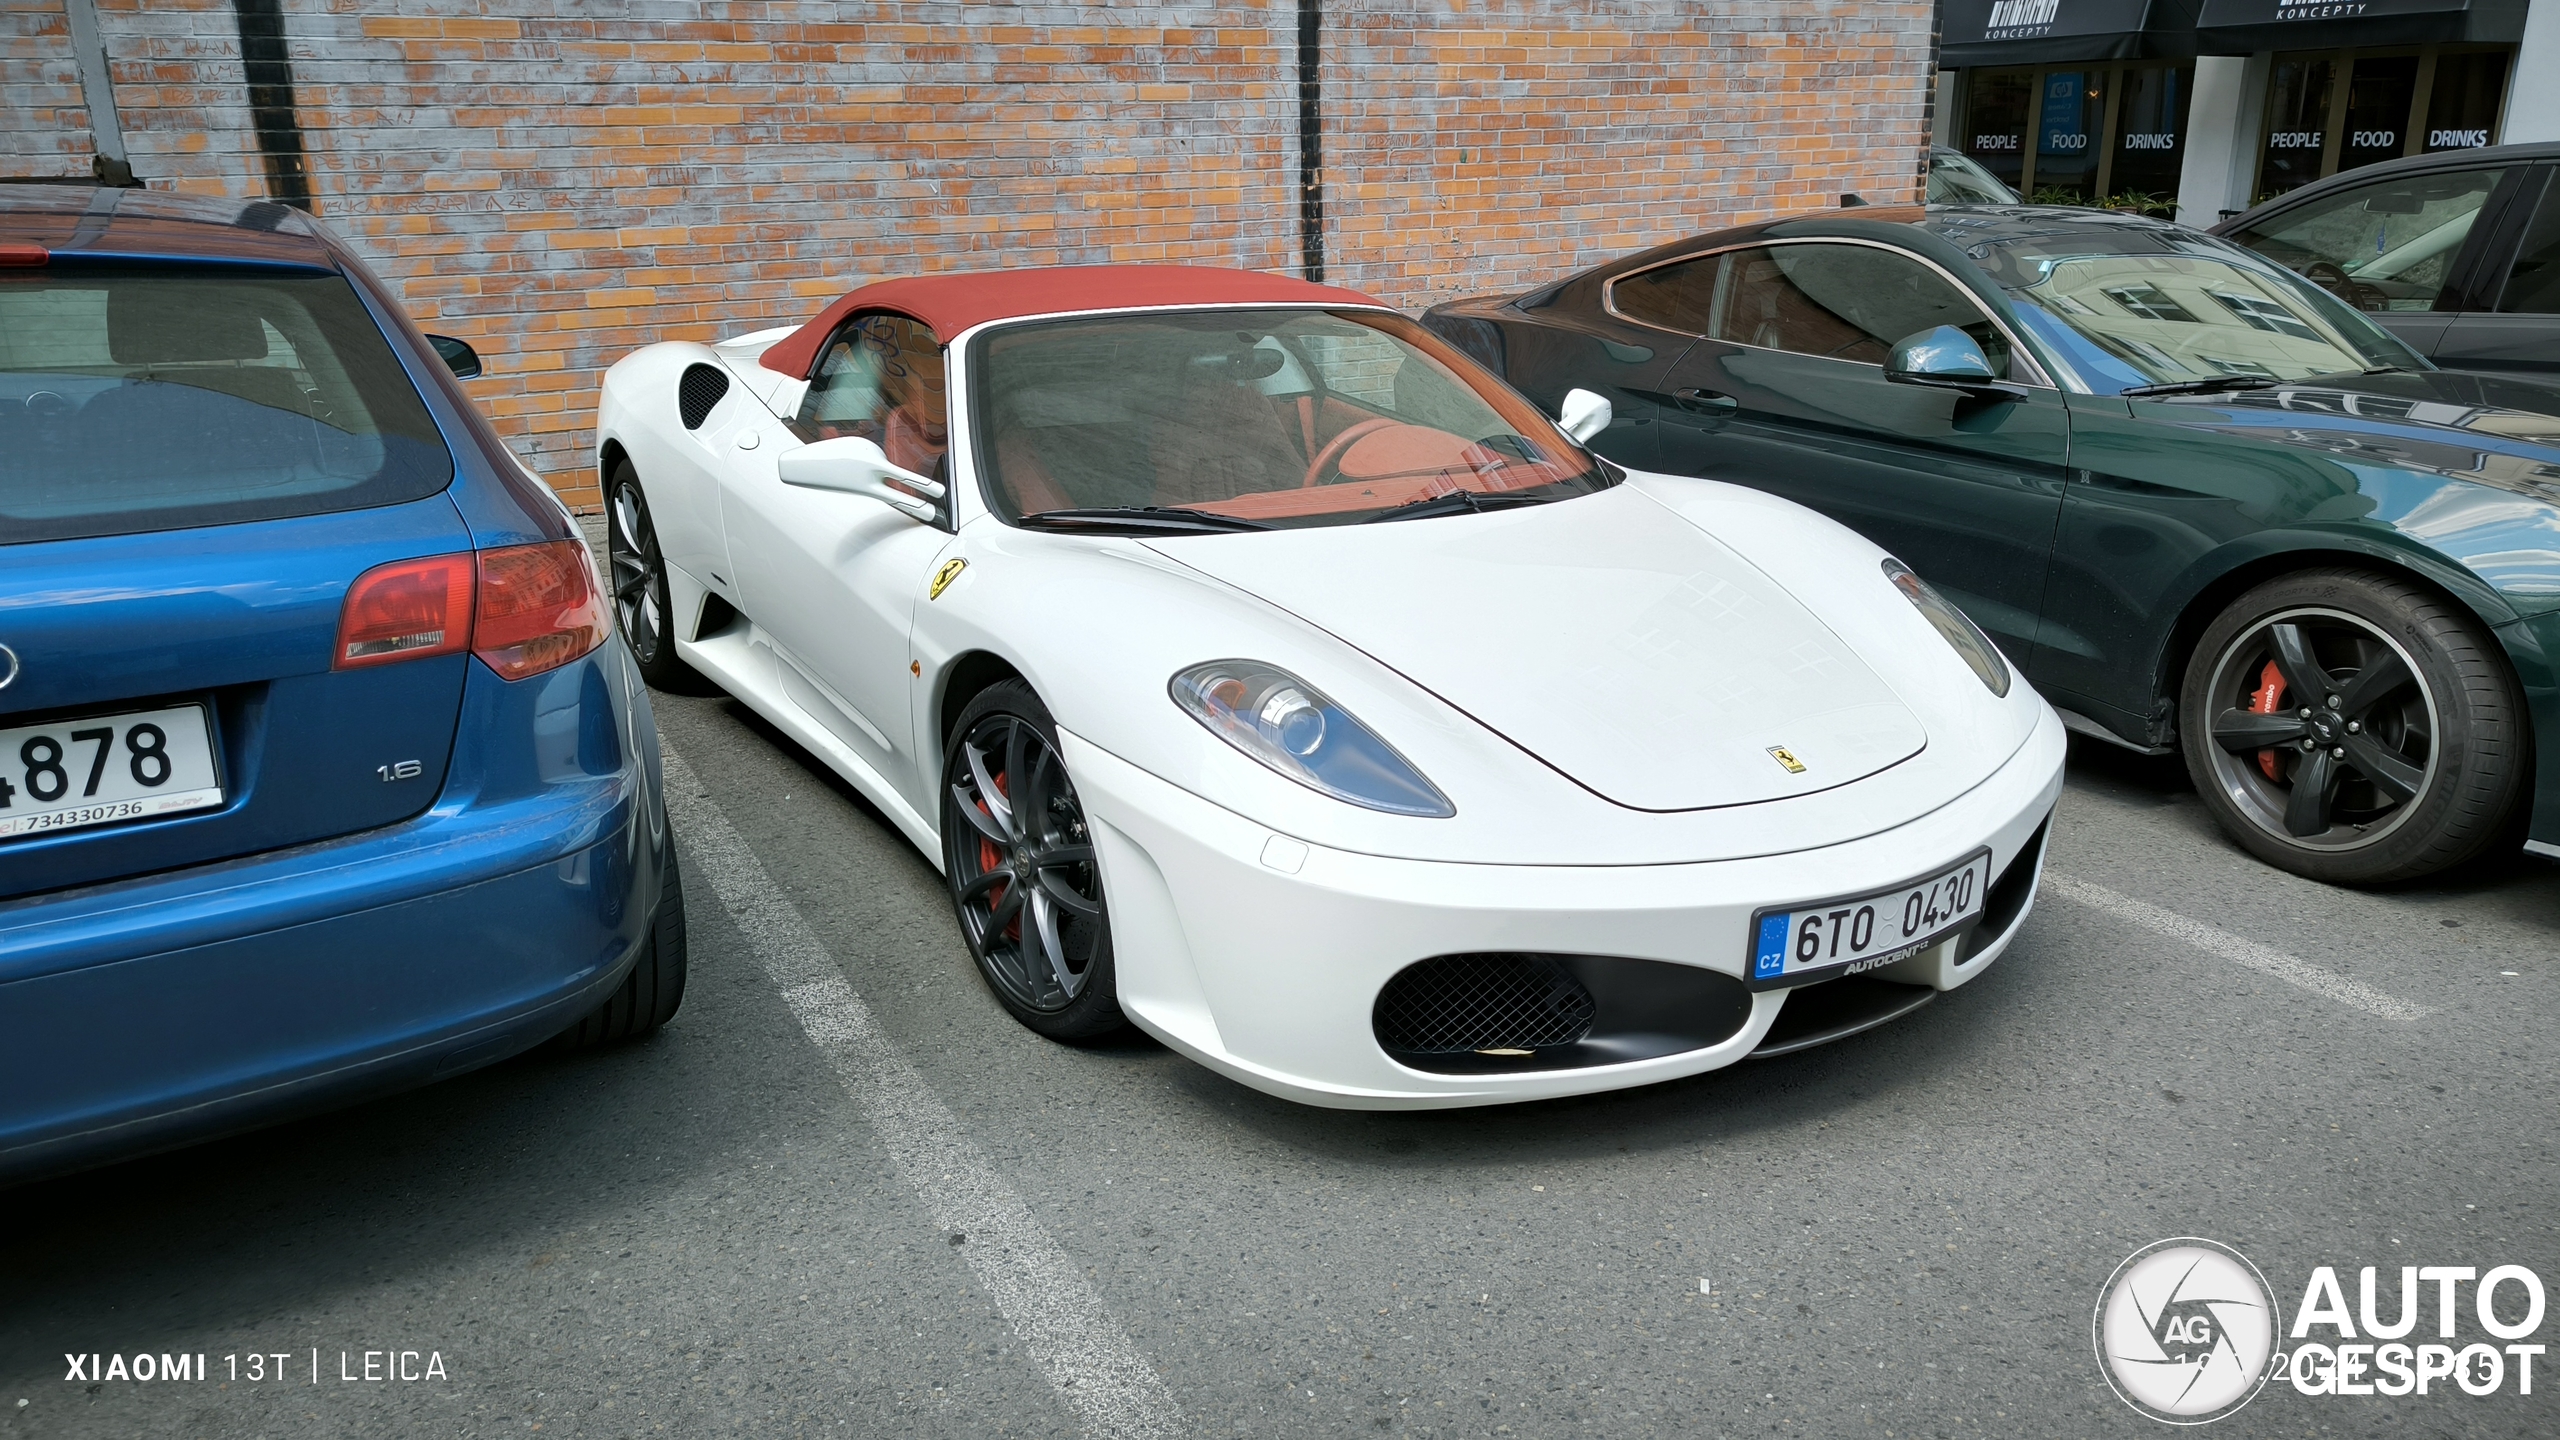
1713 244 2012 378
1608 255 1722 336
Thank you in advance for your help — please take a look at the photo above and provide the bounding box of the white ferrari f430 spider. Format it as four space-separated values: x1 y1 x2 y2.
595 266 2065 1108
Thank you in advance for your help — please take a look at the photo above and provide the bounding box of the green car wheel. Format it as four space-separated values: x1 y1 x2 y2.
2180 569 2528 885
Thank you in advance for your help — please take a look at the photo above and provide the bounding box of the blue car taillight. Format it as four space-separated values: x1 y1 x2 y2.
335 552 473 667
335 541 608 680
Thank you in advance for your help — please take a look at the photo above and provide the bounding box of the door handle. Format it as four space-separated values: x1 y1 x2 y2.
1674 388 1739 414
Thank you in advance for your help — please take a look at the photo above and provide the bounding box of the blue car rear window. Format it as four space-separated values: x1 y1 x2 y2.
0 265 453 544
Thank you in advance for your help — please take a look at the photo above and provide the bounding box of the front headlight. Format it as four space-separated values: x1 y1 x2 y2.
1170 660 1456 818
1882 558 2011 697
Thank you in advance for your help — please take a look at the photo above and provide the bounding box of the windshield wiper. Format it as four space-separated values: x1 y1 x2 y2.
1015 506 1272 535
2121 376 2282 398
1360 490 1553 524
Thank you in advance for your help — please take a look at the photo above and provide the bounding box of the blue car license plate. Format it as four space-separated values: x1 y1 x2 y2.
0 702 224 841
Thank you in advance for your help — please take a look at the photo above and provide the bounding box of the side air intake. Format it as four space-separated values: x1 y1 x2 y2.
1375 953 1596 1055
1373 952 1752 1075
677 362 730 430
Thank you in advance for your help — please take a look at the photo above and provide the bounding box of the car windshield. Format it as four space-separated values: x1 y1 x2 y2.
0 265 453 545
973 308 1609 529
1927 150 2018 206
1965 233 2423 393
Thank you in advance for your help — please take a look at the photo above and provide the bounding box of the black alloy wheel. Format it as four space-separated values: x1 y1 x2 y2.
940 680 1126 1040
606 462 707 692
2181 569 2526 884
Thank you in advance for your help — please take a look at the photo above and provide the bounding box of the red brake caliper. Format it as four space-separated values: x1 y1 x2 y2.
976 770 1017 938
2250 660 2288 780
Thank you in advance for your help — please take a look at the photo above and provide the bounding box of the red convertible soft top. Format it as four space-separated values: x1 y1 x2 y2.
757 265 1383 378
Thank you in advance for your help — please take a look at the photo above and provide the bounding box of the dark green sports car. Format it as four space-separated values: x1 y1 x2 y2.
1425 205 2560 885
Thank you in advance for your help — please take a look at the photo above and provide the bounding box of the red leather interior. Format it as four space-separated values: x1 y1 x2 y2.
994 428 1074 515
883 404 946 477
1333 423 1478 483
983 367 1560 521
1148 371 1306 507
1186 473 1459 521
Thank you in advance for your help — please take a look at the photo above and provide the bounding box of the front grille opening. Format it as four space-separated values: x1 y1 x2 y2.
1373 952 1753 1075
677 362 730 430
1959 814 2050 962
1374 953 1595 1054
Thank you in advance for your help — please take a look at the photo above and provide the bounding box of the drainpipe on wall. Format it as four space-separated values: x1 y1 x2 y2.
1296 0 1325 283
63 0 133 184
232 0 315 210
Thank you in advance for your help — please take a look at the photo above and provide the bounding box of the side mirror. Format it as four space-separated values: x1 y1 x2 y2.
1885 326 2026 401
1557 387 1613 444
777 435 945 522
425 334 482 379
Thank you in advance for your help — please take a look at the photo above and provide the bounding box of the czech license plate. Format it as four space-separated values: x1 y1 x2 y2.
1748 849 1993 989
0 703 224 841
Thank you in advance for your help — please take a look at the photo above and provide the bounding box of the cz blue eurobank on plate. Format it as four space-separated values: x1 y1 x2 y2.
1749 849 1992 990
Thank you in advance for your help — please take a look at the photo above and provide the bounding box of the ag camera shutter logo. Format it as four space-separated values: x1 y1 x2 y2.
2094 1238 2280 1424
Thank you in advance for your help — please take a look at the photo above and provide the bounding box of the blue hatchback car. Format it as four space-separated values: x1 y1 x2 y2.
0 187 682 1181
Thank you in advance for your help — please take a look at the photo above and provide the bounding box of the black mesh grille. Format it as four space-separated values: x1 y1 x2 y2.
1373 953 1596 1054
677 362 730 430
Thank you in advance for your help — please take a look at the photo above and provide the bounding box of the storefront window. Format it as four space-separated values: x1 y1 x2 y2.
1954 63 2191 213
2339 54 2418 173
2110 66 2192 210
2258 56 2337 200
1962 69 2036 192
2424 51 2509 153
2255 47 2514 202
2032 71 2108 203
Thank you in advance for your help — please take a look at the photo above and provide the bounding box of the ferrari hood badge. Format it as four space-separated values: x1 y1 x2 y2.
929 557 968 600
1766 745 1806 775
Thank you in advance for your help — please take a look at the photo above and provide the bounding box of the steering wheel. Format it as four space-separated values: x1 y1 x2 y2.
1302 416 1403 488
2302 260 2388 312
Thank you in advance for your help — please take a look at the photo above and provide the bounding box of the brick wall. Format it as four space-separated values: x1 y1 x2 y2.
3 1 1933 510
2 2 92 179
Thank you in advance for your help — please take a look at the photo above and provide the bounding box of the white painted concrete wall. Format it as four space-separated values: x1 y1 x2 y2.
2507 0 2560 143
2176 54 2270 227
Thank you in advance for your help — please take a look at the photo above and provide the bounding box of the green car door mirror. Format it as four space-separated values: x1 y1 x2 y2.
1885 326 2026 401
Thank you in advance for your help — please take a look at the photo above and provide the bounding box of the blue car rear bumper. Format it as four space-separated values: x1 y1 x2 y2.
0 641 668 1182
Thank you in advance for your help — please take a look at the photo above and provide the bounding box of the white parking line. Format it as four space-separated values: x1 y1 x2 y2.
660 744 1186 1440
2043 872 2430 1022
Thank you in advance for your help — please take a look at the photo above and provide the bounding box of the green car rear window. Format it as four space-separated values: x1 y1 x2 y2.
0 266 454 545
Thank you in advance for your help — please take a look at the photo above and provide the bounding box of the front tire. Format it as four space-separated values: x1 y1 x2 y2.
607 461 713 694
2179 568 2526 884
941 681 1127 1041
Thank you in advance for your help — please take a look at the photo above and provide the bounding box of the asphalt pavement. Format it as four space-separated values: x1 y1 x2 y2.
3 681 2553 1439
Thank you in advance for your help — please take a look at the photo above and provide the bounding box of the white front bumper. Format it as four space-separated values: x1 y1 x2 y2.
1064 706 2068 1110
